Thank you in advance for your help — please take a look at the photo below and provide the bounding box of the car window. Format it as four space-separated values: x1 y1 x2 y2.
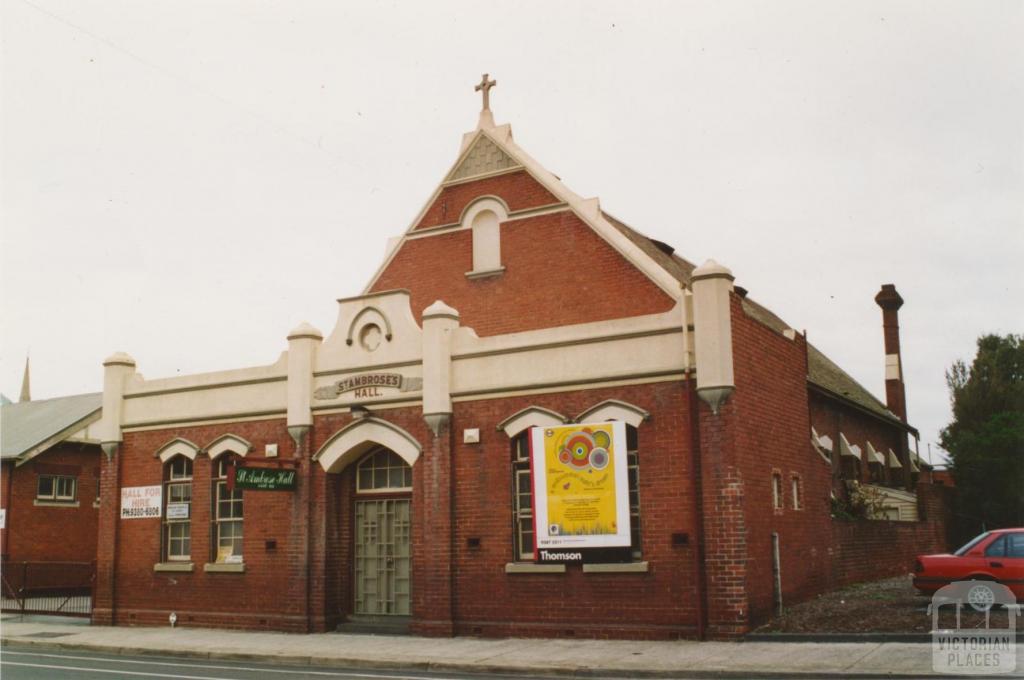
984 535 1006 557
1008 533 1024 558
954 532 990 556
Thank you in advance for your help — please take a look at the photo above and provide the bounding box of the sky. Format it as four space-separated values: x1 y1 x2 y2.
2 0 1021 464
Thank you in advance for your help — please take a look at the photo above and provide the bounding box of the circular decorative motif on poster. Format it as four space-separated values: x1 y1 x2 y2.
589 447 609 470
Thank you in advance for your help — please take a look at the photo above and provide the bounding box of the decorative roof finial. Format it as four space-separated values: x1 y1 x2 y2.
474 73 497 129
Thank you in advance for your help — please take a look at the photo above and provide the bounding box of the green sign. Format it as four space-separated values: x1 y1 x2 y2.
234 466 296 491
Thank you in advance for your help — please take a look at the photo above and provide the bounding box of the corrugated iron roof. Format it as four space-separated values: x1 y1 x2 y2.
0 392 102 461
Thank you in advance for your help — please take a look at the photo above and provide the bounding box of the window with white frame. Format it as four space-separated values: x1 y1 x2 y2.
510 424 643 561
625 425 642 558
356 448 412 492
37 474 76 502
511 432 534 561
212 457 243 562
791 475 802 510
163 456 192 561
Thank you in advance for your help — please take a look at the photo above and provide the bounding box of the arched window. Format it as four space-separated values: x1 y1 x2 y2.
509 423 643 561
212 456 243 563
356 448 412 493
163 455 193 562
511 432 534 561
463 197 508 278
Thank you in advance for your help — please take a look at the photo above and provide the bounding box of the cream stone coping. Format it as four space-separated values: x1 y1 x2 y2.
404 202 569 240
496 406 567 437
504 563 565 574
574 400 650 428
318 290 423 374
451 372 687 404
111 294 689 434
465 267 505 280
155 437 200 462
205 434 252 460
204 562 245 573
313 417 421 473
33 500 80 508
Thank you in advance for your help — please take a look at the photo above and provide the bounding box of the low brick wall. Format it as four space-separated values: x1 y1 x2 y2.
828 482 954 589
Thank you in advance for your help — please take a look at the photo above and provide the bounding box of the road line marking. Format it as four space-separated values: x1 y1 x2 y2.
0 661 243 680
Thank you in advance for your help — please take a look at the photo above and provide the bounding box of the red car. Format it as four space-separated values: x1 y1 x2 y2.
914 528 1024 601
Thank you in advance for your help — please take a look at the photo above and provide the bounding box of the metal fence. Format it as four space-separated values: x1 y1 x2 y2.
1 560 94 617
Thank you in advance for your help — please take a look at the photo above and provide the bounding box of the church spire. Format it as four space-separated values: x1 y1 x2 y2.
19 355 31 402
474 73 497 129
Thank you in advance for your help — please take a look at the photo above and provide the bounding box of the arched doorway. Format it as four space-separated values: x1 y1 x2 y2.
353 447 412 616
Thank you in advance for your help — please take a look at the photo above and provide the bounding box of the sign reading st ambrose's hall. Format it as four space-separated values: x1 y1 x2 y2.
530 421 632 564
314 372 422 401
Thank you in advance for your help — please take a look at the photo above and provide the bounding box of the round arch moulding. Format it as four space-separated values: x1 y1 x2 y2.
154 437 201 463
204 434 253 460
458 195 510 228
574 399 651 428
313 417 422 473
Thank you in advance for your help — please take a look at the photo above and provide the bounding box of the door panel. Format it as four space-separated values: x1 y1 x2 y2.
355 499 411 615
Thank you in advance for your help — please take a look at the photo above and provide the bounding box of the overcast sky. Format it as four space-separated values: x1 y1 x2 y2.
2 1 1021 463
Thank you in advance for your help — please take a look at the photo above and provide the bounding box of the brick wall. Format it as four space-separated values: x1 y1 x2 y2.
448 381 700 639
828 482 953 589
809 393 910 489
721 296 835 632
374 195 675 336
414 170 558 230
1 443 101 565
94 418 316 631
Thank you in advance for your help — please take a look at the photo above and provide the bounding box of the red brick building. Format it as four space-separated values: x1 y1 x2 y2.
1 392 103 603
92 85 949 639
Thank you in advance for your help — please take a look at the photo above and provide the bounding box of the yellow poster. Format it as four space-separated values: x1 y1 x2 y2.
530 421 630 556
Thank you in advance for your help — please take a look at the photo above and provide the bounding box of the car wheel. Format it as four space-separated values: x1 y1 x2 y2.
966 581 996 612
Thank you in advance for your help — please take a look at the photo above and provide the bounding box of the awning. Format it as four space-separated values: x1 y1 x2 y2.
865 441 886 465
887 448 903 468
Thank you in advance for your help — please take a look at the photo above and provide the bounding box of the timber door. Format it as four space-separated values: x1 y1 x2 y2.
353 448 413 616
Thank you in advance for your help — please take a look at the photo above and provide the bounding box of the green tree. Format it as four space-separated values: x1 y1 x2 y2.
940 334 1024 530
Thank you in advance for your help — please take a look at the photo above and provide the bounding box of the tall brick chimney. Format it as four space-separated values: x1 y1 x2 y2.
874 284 907 422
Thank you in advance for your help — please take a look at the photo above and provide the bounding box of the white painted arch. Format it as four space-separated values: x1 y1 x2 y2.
155 437 200 463
205 434 253 460
315 417 422 473
575 399 650 428
497 406 567 437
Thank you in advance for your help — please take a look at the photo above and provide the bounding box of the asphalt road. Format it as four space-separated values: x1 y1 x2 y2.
0 647 548 680
2 646 694 680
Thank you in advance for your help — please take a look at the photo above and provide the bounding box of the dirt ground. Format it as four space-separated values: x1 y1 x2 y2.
756 575 1014 633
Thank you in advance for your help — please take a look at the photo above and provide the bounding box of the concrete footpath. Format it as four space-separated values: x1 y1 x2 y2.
2 616 1020 678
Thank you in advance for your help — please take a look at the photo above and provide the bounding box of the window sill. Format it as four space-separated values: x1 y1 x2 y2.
583 561 649 573
504 562 565 574
465 266 506 280
204 562 245 573
153 562 194 573
93 500 101 509
33 499 80 508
